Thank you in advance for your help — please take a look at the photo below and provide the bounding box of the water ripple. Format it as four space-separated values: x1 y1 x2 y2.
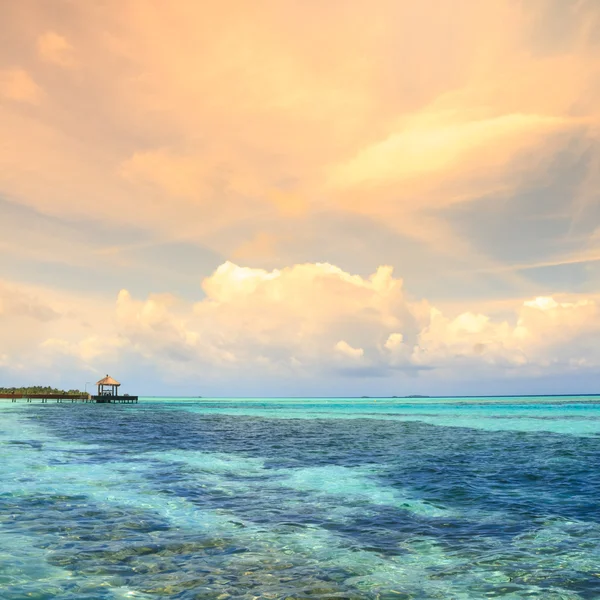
0 400 598 598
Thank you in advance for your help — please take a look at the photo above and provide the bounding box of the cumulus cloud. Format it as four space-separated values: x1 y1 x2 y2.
114 264 600 380
412 309 525 368
192 261 420 370
334 341 365 360
115 289 199 364
0 280 117 380
413 296 600 370
7 262 596 386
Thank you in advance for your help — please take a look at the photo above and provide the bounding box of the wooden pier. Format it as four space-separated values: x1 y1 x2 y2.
90 395 138 404
0 392 138 404
1 375 139 404
0 392 90 403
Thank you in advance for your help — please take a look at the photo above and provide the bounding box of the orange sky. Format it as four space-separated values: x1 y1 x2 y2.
1 0 600 395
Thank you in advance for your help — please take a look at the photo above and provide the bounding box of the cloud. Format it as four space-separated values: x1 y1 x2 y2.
1 1 600 393
0 282 60 322
119 150 207 200
37 32 77 68
334 340 364 360
186 261 415 374
0 279 116 378
412 308 525 368
110 264 600 379
40 335 125 364
115 289 199 365
2 261 595 385
0 0 595 295
328 112 579 209
29 261 415 378
413 295 600 370
0 68 42 104
231 232 279 262
1 0 597 259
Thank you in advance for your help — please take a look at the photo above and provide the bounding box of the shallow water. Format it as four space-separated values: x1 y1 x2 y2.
1 397 600 599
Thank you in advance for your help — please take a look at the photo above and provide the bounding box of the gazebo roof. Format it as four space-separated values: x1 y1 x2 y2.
96 375 120 386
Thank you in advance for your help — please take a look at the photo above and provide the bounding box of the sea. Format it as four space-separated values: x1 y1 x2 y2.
1 396 600 599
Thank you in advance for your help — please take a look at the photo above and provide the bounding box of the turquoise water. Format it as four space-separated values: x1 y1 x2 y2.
1 397 600 599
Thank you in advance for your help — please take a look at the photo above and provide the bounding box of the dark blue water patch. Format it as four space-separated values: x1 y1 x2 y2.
28 406 600 522
140 457 538 561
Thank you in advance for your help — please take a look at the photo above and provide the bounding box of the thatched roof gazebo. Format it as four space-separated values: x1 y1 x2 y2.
91 374 137 403
96 375 120 397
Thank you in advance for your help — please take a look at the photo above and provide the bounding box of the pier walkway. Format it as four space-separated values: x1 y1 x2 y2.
0 393 138 404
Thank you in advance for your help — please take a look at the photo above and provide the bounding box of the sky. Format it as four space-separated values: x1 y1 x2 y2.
1 0 600 397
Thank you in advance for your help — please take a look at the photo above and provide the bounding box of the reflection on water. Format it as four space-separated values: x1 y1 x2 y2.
1 398 599 599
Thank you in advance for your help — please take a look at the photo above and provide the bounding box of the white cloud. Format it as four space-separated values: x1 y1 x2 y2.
115 289 199 364
191 261 417 372
3 266 600 388
334 340 364 360
412 308 526 368
412 296 600 370
100 266 600 382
